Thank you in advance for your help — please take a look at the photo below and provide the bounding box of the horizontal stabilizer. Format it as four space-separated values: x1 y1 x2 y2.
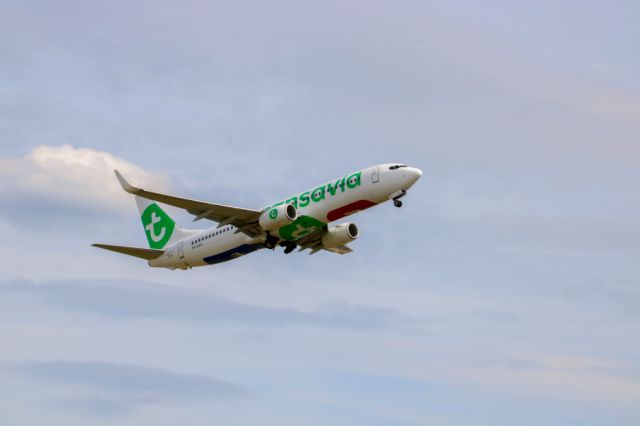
92 243 164 260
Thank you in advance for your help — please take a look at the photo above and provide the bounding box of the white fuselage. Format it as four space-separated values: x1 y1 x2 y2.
150 164 421 269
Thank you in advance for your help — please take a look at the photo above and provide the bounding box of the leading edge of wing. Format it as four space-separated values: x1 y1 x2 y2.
113 170 262 225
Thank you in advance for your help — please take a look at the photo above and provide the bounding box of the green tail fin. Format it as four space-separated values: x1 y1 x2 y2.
135 197 176 249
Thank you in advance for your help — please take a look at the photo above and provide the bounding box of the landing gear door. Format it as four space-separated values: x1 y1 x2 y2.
371 166 379 183
177 241 185 259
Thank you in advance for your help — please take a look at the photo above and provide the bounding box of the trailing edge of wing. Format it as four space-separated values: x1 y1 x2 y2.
113 170 263 236
308 245 352 255
323 245 353 255
92 244 165 260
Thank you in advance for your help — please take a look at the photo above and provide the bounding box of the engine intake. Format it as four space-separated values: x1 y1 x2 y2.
322 222 359 248
259 203 298 232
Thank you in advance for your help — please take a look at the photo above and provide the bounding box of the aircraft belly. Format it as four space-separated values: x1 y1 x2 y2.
200 233 262 265
203 244 262 265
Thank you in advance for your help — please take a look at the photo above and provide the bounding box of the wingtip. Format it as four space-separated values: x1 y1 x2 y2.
114 170 136 193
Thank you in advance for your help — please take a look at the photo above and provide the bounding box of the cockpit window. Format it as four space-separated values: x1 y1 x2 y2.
389 164 407 170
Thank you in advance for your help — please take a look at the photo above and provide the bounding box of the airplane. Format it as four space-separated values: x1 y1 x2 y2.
93 163 422 269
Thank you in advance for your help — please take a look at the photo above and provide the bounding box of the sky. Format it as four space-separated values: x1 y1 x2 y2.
1 0 639 424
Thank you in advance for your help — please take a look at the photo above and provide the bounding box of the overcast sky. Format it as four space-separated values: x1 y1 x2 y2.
1 1 639 425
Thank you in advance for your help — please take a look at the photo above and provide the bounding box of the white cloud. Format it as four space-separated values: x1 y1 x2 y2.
0 144 168 211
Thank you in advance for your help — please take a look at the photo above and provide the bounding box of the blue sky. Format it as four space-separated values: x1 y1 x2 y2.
1 1 639 424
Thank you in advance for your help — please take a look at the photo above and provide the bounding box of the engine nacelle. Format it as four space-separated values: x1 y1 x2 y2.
259 203 298 232
321 222 359 248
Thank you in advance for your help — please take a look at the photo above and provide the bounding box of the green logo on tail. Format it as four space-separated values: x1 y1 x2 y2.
141 203 175 249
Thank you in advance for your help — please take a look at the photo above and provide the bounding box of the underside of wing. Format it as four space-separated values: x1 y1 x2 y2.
92 244 165 260
115 170 263 237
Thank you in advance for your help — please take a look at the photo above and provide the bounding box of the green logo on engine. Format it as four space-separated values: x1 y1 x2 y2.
269 209 278 220
141 203 175 249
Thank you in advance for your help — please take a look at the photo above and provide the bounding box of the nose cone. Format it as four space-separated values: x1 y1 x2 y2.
405 167 422 187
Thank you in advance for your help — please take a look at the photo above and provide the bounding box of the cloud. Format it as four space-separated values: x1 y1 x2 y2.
11 360 247 417
0 279 410 330
0 144 168 213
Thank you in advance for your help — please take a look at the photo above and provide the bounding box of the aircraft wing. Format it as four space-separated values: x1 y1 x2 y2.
115 170 264 237
322 245 353 255
92 243 165 260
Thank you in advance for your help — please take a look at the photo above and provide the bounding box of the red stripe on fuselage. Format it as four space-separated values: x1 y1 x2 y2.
327 200 377 222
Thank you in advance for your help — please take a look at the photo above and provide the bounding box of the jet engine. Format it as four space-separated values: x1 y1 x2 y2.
321 222 359 248
259 203 298 232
